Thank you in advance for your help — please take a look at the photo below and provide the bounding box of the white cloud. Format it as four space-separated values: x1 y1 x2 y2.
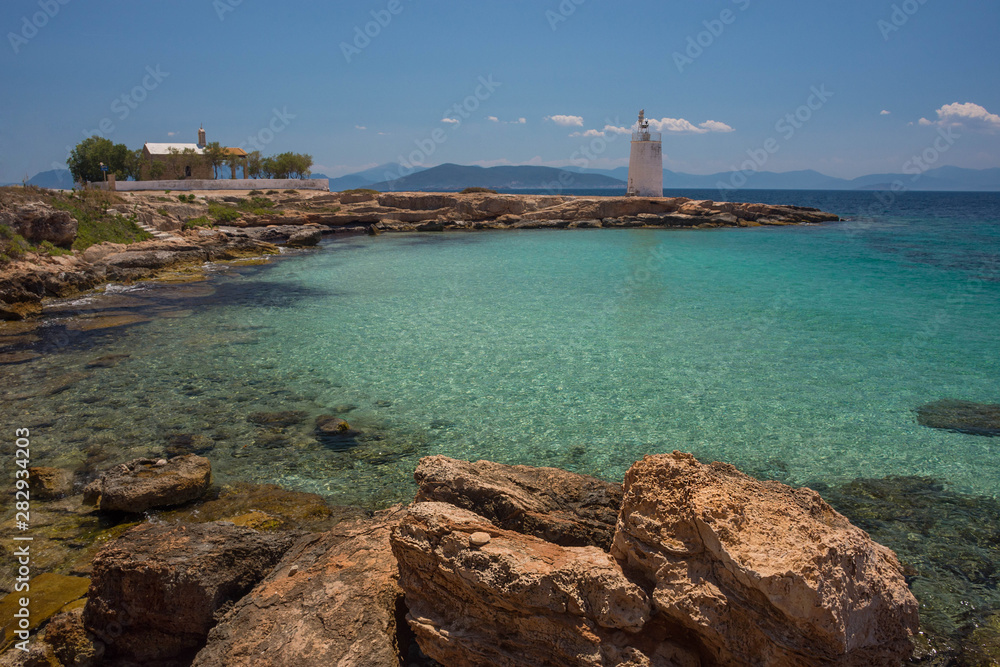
441 117 460 124
355 125 367 130
697 120 735 133
167 131 178 137
919 102 1000 131
644 117 735 134
516 117 527 124
377 132 390 136
487 116 499 123
603 124 632 135
545 114 584 127
569 128 608 138
880 110 891 116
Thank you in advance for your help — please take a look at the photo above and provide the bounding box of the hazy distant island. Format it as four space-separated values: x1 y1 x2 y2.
14 163 1000 193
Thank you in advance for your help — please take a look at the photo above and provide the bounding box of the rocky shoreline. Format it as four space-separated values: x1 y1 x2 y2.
0 190 840 321
2 452 921 667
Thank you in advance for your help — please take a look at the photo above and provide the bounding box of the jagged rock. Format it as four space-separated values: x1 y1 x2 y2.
0 573 90 653
0 203 78 247
285 227 322 247
28 467 73 500
611 452 919 666
83 521 296 664
193 507 407 667
82 454 212 512
414 455 622 549
916 399 1000 436
391 501 697 667
44 607 104 667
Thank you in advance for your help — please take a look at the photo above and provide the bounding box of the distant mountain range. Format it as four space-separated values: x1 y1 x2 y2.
7 164 1000 192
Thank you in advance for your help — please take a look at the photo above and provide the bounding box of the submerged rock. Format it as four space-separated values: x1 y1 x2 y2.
193 508 407 667
414 455 622 550
82 454 212 512
83 521 296 664
612 452 919 666
246 410 307 427
916 399 1000 436
28 466 74 500
0 573 90 652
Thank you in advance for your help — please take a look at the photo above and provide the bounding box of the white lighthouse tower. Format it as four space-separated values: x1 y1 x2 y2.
626 110 663 197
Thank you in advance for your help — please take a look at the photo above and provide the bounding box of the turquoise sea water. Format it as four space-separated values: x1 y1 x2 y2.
2 189 999 643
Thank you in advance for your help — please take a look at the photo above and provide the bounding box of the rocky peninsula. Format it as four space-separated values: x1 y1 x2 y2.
0 187 839 320
2 452 921 666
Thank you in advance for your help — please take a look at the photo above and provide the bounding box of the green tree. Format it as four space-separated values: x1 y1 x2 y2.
224 152 243 179
124 149 144 181
245 151 263 179
259 156 277 179
67 136 131 184
203 141 226 179
267 152 313 179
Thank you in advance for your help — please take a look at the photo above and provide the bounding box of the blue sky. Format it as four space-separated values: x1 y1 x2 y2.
1 0 999 182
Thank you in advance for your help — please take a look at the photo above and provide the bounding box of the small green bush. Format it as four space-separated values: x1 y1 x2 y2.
207 202 241 223
183 216 213 230
341 188 379 196
266 190 279 195
39 240 71 256
164 189 171 194
460 187 498 194
284 189 298 194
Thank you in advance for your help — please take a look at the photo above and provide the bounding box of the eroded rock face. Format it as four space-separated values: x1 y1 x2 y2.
390 502 701 667
0 203 78 248
414 455 622 550
83 521 296 664
192 507 407 667
612 452 919 666
83 454 212 512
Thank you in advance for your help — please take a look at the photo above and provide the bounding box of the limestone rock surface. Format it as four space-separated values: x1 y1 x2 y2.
83 521 296 664
414 455 622 550
0 203 77 247
390 501 700 667
611 452 920 666
83 454 212 512
193 507 407 667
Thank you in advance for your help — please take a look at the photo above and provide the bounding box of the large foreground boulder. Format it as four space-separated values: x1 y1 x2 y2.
612 452 919 666
192 508 407 667
390 501 698 667
83 521 296 664
83 454 212 512
415 455 622 550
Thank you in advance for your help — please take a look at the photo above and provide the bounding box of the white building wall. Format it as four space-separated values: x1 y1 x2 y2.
627 141 663 197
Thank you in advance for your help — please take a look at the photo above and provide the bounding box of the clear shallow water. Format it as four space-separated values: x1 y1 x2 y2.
2 189 999 641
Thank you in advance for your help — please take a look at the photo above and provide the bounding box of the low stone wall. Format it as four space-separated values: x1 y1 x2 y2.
91 179 329 192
